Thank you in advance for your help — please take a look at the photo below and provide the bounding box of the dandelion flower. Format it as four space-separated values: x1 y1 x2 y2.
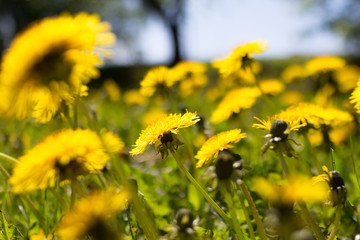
123 89 147 105
100 128 125 154
103 79 121 101
130 111 200 158
258 78 285 95
0 13 115 122
253 175 327 205
281 64 306 83
213 40 268 77
30 229 53 240
9 129 109 193
211 87 261 124
350 80 360 113
305 56 346 77
195 129 246 168
56 188 129 240
334 65 360 93
139 66 179 97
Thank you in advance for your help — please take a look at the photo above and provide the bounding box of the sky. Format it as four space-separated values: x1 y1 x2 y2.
130 0 345 64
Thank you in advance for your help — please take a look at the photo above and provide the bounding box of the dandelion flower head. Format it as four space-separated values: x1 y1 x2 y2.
9 129 109 193
130 111 200 156
0 13 115 122
350 79 360 113
305 56 346 77
214 40 268 77
281 64 306 83
253 175 327 205
195 129 246 168
258 78 285 95
123 89 148 105
56 188 129 240
211 87 261 124
139 66 179 97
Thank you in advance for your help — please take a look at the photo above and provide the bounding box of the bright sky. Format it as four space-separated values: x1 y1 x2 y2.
117 0 345 64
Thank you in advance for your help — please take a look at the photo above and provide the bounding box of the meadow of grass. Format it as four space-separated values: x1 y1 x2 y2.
0 13 359 240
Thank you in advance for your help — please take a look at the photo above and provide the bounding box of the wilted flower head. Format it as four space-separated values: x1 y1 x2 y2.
195 129 246 168
130 111 200 158
253 116 306 157
56 188 129 240
9 129 109 193
313 166 347 206
0 13 115 122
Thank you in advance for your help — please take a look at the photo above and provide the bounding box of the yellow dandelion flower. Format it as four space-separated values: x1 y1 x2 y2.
170 61 209 97
123 89 148 105
130 111 200 156
334 65 360 93
350 79 360 113
195 129 246 168
211 87 261 124
0 13 115 122
205 85 223 102
30 229 53 240
100 129 125 154
258 78 285 95
279 102 353 128
280 91 304 106
142 108 168 126
56 188 129 240
140 66 179 97
281 64 306 83
103 79 121 101
9 129 109 193
253 175 327 205
213 40 268 77
305 56 346 76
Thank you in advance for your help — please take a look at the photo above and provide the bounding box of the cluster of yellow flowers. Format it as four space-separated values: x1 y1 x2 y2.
0 10 358 240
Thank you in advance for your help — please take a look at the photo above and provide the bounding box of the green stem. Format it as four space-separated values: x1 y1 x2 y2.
238 180 268 240
237 189 256 240
276 149 290 176
0 152 19 164
298 203 325 240
218 181 245 240
111 157 158 240
303 133 322 174
276 149 325 240
349 136 360 189
49 188 69 210
169 148 231 224
328 205 342 240
21 194 46 229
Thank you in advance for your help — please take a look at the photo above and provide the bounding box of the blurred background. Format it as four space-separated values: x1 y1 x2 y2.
1 0 359 86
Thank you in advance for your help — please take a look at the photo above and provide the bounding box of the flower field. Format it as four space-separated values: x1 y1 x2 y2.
0 12 359 240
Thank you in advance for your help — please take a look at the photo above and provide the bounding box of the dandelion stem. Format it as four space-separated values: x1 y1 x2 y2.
303 133 322 174
238 180 268 240
349 136 360 189
218 181 245 240
169 148 232 226
21 194 46 229
297 203 325 240
0 152 19 164
237 188 256 240
276 149 325 240
49 188 69 210
111 157 158 240
276 149 290 176
328 205 342 240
